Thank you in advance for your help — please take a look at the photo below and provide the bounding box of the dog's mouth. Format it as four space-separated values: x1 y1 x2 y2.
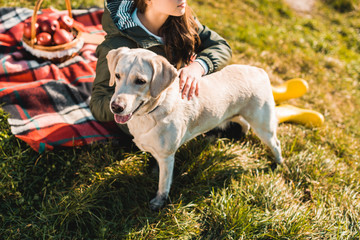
114 114 132 124
114 101 144 124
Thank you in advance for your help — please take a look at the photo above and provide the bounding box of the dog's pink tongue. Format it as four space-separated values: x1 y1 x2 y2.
114 114 132 124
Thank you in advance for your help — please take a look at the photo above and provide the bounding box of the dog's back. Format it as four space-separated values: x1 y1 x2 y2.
198 64 273 109
160 64 275 142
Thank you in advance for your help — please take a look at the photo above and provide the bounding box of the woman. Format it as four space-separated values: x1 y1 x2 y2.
90 0 232 133
90 0 324 132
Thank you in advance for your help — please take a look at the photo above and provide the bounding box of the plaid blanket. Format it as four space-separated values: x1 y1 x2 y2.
0 7 125 153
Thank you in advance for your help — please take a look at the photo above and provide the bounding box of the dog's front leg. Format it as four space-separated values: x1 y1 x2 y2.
150 153 175 211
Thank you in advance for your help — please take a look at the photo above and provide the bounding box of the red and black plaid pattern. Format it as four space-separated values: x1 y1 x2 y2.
0 7 124 153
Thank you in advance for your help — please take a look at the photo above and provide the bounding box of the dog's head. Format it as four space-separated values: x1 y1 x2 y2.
106 47 178 124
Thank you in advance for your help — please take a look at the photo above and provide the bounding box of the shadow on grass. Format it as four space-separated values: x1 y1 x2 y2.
172 134 276 202
1 123 278 238
75 129 278 238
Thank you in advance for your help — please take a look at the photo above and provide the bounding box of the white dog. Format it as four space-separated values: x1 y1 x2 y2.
107 47 282 211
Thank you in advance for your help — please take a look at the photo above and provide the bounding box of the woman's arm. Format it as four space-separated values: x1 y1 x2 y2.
195 18 232 74
89 44 115 122
179 19 232 100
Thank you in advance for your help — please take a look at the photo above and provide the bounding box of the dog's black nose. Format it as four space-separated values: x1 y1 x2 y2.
111 102 124 113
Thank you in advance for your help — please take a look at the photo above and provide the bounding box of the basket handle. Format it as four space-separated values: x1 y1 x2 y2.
30 0 73 46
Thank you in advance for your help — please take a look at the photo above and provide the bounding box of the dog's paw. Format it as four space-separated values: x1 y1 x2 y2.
150 193 168 211
275 156 284 165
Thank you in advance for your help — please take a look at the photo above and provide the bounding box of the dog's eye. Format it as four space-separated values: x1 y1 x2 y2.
115 73 120 79
135 78 146 85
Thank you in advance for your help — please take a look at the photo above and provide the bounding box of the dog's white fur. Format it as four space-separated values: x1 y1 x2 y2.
107 47 282 210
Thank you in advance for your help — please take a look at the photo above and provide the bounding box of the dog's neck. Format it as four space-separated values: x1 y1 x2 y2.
134 78 179 117
143 91 167 115
146 77 181 114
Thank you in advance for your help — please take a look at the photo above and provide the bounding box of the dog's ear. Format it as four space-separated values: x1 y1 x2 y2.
106 47 130 87
150 56 178 98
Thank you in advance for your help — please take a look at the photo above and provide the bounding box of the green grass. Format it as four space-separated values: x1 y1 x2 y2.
1 0 360 238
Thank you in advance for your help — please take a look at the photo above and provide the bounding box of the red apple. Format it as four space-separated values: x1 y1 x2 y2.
23 20 39 39
47 12 61 20
36 15 49 25
40 19 60 34
36 32 52 46
58 15 74 31
53 29 73 45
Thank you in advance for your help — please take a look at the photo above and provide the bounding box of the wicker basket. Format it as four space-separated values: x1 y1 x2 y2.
21 0 84 63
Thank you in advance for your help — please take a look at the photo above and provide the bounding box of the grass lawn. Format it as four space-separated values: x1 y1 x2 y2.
1 0 360 239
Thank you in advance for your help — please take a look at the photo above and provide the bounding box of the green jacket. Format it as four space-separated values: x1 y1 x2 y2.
89 0 232 123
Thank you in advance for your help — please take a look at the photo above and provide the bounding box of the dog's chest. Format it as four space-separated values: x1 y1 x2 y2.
128 115 167 154
128 115 157 136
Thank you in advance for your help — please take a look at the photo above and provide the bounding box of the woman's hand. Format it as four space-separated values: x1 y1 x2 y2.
179 61 205 100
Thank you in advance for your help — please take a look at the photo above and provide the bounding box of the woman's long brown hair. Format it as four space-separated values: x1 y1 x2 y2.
134 1 201 67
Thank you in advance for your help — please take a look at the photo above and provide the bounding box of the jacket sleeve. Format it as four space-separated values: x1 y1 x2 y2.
89 43 115 122
195 19 232 74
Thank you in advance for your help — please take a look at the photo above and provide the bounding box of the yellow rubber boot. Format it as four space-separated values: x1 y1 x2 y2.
276 104 324 127
272 78 309 103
